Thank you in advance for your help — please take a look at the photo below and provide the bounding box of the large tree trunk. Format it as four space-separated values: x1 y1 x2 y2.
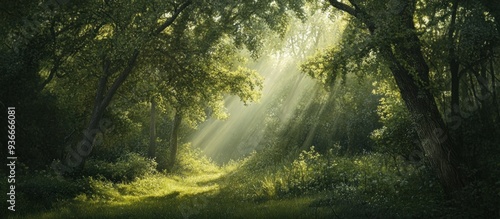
383 45 466 194
167 111 182 171
378 10 466 195
148 96 157 159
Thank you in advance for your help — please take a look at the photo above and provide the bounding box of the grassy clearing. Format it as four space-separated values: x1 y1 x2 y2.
9 149 339 219
14 168 331 219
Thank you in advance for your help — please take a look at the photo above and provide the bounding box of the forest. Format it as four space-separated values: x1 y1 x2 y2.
1 0 499 218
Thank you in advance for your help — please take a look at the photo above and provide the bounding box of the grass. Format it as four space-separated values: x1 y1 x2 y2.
9 149 353 219
9 148 488 218
13 168 336 219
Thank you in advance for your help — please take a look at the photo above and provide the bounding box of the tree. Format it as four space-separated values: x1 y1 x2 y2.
53 0 193 174
310 0 468 194
479 0 500 36
414 0 499 165
142 30 264 170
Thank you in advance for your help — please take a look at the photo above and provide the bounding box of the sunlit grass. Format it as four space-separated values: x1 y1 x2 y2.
20 170 324 219
16 154 331 219
21 171 224 219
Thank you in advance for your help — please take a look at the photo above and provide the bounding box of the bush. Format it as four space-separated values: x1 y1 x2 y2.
170 143 220 175
79 177 123 202
245 147 444 217
84 152 157 183
16 169 89 211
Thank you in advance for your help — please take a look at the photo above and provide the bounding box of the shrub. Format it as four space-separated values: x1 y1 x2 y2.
16 169 89 211
80 177 123 202
245 147 444 218
171 143 220 175
249 147 333 200
84 152 157 183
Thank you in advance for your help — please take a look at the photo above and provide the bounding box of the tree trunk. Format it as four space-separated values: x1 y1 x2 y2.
378 23 466 195
148 96 157 159
448 0 464 158
59 50 139 174
167 111 182 171
386 48 466 195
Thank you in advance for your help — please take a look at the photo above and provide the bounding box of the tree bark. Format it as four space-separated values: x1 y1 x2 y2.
148 96 157 159
167 111 182 171
448 0 460 117
384 10 466 196
389 22 467 196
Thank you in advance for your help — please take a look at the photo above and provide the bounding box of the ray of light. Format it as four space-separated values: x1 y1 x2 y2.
186 13 345 163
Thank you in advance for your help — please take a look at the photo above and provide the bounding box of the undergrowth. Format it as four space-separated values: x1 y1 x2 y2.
9 144 500 218
223 146 445 218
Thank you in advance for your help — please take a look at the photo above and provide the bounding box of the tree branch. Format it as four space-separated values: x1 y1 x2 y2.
328 0 357 18
328 0 375 32
99 49 140 110
95 59 112 108
39 60 60 91
154 0 192 35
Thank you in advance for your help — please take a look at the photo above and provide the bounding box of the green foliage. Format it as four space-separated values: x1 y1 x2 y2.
301 18 377 87
0 0 309 172
150 37 265 127
170 143 220 175
274 147 327 195
244 147 444 217
14 170 89 213
84 153 157 183
370 78 419 157
82 177 123 202
11 142 498 219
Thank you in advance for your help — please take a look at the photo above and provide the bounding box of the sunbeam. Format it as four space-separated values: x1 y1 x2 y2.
187 13 345 163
